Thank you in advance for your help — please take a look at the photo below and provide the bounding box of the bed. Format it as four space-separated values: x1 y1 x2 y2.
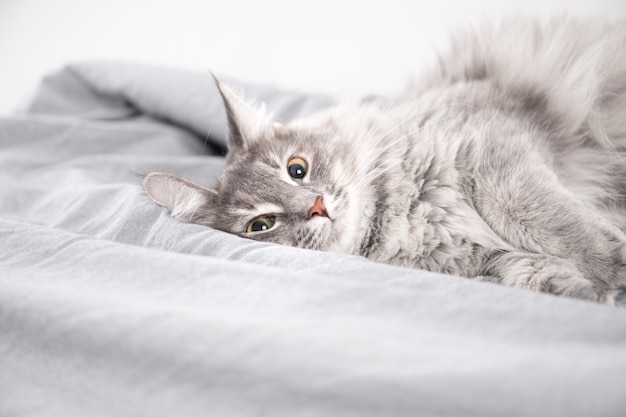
1 61 625 416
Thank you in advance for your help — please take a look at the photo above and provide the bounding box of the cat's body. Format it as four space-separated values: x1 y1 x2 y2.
145 19 626 303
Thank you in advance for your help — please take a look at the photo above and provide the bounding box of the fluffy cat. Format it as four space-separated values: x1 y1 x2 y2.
144 18 626 304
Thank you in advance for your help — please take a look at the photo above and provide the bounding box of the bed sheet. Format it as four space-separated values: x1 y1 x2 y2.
1 62 625 417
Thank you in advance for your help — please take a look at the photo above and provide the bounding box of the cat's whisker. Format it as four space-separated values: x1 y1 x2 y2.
202 124 214 154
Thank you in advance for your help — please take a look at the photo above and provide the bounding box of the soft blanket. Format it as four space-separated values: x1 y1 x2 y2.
1 62 625 417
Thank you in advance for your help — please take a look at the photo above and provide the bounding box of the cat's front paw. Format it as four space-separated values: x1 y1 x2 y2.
563 283 626 307
486 252 615 304
555 277 605 303
517 257 602 302
543 276 619 306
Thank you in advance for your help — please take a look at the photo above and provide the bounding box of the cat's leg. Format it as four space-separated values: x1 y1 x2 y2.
475 153 626 291
481 251 618 304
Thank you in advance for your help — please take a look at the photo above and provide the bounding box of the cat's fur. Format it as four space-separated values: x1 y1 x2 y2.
144 18 626 304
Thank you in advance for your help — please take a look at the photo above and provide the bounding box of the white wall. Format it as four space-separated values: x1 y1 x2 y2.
1 0 625 114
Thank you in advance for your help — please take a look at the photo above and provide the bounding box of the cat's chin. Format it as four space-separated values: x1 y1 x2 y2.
309 203 337 233
309 214 334 223
321 193 361 255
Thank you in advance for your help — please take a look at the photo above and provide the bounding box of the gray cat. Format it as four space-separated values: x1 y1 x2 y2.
144 19 626 304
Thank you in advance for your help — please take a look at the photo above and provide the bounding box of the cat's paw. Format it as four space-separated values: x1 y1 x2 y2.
491 252 612 304
547 275 621 306
518 258 601 302
558 282 625 307
554 277 605 303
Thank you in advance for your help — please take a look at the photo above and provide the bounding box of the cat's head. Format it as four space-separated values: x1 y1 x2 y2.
144 80 374 253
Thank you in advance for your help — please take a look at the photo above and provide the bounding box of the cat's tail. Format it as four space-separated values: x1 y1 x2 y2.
423 17 626 150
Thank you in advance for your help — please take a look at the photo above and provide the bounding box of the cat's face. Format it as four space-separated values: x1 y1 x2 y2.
144 81 368 253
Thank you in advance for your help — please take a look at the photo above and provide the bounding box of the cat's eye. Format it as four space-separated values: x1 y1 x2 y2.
246 216 275 233
288 157 308 180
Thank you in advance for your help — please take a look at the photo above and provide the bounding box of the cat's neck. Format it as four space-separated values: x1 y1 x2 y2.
341 81 521 274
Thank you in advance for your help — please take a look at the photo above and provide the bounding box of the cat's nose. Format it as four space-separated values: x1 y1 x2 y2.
308 196 329 219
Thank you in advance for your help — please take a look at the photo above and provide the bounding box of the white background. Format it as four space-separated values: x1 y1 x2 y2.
1 0 625 114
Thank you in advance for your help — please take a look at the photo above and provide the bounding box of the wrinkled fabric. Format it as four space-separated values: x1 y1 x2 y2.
1 62 625 417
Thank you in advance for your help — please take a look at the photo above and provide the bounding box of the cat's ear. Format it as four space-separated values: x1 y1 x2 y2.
143 172 217 224
213 77 280 151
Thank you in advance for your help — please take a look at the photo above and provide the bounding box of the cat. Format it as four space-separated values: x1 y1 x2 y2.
144 18 626 304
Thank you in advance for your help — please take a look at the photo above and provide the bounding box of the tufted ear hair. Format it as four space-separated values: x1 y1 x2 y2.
143 172 217 224
213 76 282 152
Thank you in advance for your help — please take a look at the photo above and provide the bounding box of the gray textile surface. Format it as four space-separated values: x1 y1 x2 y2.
1 62 625 417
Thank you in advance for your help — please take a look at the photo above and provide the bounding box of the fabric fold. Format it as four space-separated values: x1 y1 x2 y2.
2 61 625 416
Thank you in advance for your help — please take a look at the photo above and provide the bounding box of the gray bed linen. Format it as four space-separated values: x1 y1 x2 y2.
1 62 625 417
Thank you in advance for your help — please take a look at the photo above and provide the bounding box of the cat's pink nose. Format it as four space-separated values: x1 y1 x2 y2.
308 196 329 219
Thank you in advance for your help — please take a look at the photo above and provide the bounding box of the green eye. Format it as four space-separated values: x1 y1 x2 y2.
246 216 275 233
288 157 308 180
